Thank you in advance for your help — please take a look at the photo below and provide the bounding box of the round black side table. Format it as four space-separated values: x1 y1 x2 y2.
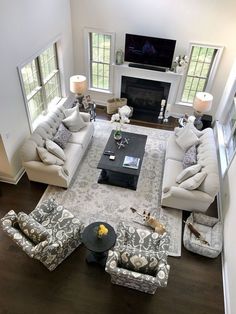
82 222 116 267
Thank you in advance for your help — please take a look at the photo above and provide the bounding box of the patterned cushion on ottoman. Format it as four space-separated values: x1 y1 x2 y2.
18 212 50 244
118 248 159 276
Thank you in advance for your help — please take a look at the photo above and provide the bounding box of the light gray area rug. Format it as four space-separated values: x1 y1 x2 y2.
39 120 182 257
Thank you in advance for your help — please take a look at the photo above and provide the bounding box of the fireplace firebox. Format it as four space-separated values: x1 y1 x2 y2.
121 76 170 123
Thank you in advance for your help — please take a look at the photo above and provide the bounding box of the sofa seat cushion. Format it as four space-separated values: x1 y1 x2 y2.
63 143 83 177
162 159 183 193
165 134 185 162
68 123 94 148
118 248 159 276
18 212 50 244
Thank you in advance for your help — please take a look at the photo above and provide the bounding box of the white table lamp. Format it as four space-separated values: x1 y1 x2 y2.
193 92 213 129
70 75 87 106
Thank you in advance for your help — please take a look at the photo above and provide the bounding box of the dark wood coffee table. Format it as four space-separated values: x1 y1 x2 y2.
82 222 117 267
97 130 147 190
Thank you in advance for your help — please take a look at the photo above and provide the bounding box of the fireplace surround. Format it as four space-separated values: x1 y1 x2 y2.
121 76 170 122
114 63 183 122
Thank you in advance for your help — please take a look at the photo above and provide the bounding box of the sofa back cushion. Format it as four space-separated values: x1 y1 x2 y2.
21 104 65 162
196 129 219 197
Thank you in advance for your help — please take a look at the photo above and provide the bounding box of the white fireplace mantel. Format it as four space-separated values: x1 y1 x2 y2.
113 63 183 107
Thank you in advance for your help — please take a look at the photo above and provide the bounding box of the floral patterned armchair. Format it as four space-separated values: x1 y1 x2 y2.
105 222 170 294
1 199 84 271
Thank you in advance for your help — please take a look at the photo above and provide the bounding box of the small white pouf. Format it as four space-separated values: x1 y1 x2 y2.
183 212 223 258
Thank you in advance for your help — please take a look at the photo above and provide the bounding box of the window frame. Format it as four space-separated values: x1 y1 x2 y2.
176 42 224 107
221 87 236 169
18 41 62 132
84 28 115 94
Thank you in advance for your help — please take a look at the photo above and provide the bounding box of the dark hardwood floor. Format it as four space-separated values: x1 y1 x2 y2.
0 109 224 314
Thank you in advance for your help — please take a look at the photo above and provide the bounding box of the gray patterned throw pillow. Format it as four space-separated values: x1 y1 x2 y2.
18 212 50 244
183 145 197 169
118 248 159 276
52 123 72 149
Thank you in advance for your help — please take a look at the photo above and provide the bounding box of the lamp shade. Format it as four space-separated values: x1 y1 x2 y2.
193 92 213 113
70 75 87 94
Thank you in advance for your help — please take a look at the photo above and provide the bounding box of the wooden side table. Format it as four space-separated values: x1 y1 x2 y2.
82 222 116 267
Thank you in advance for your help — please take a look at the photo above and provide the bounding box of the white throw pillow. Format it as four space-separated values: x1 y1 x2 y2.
63 105 77 118
45 139 66 161
175 123 202 138
62 106 86 132
176 164 202 184
37 147 64 166
176 128 199 151
179 172 207 190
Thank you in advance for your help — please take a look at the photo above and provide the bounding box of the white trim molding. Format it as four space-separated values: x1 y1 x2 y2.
83 27 115 94
114 63 182 114
0 167 25 185
175 42 224 106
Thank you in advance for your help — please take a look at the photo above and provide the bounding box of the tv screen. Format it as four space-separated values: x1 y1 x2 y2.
124 33 176 69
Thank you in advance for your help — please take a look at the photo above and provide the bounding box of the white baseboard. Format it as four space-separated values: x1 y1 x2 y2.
217 192 230 314
94 99 107 107
221 254 231 314
0 167 25 185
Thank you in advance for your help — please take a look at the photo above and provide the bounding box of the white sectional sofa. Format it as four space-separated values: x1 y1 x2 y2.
21 103 94 188
161 124 219 212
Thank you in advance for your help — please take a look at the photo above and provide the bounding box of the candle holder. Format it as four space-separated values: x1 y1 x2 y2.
158 99 166 121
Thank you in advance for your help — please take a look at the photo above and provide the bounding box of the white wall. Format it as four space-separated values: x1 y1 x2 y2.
218 61 236 314
0 0 74 182
70 0 236 115
222 156 236 314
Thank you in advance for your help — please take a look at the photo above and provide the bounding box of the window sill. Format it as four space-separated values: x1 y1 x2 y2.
88 87 113 95
215 121 228 178
175 101 193 107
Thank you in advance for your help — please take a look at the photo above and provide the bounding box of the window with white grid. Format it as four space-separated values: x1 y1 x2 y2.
222 95 236 164
19 43 62 129
85 29 114 93
181 44 222 104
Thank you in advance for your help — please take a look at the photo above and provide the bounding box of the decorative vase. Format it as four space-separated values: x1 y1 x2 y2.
114 125 122 141
175 65 186 75
116 49 124 65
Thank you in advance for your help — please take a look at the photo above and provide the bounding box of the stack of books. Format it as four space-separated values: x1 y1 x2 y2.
123 156 140 169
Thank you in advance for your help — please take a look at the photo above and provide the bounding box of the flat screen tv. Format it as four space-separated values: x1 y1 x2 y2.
124 33 176 69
